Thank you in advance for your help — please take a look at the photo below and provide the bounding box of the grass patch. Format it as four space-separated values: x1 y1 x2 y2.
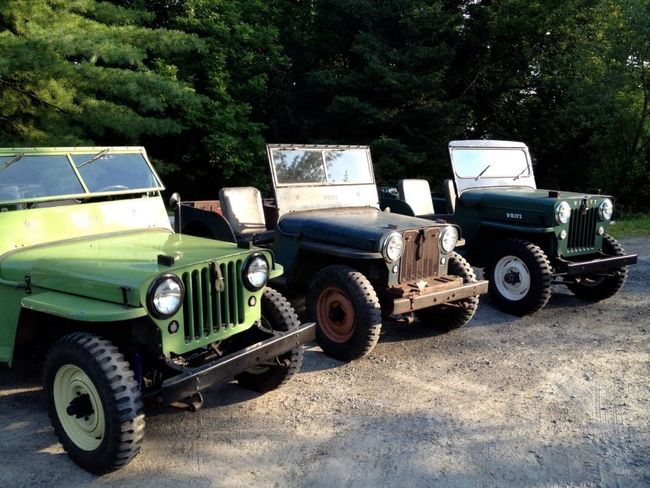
608 213 650 238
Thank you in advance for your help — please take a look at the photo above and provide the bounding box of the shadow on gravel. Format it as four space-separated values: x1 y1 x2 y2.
298 347 346 373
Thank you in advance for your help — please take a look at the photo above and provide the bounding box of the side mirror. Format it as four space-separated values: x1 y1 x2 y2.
169 192 181 209
169 192 181 233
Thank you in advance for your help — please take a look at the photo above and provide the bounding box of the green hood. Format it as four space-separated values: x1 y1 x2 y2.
278 207 442 252
0 230 255 306
460 188 612 226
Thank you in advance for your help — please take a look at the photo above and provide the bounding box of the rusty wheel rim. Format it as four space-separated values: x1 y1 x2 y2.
316 286 355 343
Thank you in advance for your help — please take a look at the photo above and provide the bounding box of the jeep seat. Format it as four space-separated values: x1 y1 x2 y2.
397 179 435 219
218 187 275 244
443 179 457 214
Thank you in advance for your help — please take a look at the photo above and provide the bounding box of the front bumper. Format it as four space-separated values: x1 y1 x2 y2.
148 322 315 403
392 279 489 315
556 253 638 276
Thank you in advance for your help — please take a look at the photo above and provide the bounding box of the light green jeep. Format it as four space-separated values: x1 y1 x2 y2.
0 147 314 473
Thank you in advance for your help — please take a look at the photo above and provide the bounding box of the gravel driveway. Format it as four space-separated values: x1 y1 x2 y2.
1 238 648 488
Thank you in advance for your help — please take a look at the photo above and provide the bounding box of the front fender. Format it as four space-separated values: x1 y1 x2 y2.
22 291 148 322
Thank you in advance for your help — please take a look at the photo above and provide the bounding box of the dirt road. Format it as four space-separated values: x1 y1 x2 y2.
1 238 648 488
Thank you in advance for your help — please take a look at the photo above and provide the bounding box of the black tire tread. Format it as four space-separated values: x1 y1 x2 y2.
416 252 480 331
567 234 628 301
487 238 553 316
44 333 144 474
237 287 303 392
307 265 381 361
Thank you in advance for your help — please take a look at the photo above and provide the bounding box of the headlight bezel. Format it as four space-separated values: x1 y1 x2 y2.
147 273 184 319
598 198 613 221
440 225 459 253
382 231 404 262
555 201 571 224
242 253 269 291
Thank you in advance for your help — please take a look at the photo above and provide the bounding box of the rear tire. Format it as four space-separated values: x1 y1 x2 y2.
567 234 628 301
307 265 381 361
486 239 552 316
237 287 303 392
44 333 144 474
416 252 480 331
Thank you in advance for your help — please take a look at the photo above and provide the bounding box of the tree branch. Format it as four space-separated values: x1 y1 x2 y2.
0 77 73 115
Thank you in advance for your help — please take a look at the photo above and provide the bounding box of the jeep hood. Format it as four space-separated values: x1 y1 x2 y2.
278 207 442 251
0 230 254 307
461 188 610 209
459 188 612 226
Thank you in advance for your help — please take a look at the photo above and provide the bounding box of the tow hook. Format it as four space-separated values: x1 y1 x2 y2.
169 392 204 412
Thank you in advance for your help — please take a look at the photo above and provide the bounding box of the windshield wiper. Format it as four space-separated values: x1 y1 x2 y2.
513 167 528 180
76 149 109 169
0 153 24 172
475 164 491 181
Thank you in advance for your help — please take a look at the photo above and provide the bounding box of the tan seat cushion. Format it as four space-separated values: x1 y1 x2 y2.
397 179 435 217
219 187 267 235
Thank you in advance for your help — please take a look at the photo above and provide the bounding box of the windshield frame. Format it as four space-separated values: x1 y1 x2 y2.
266 144 380 217
0 146 164 205
269 145 375 188
448 140 537 194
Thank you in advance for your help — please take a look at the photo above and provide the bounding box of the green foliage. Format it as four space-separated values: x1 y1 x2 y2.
0 0 204 152
430 0 649 209
608 214 650 238
0 0 647 210
270 0 463 184
140 0 288 194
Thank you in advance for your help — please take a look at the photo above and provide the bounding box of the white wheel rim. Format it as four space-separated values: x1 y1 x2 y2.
494 255 531 301
53 364 105 451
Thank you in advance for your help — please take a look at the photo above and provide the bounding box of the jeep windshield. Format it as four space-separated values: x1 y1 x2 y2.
271 147 374 186
267 145 380 217
448 140 537 194
0 148 163 204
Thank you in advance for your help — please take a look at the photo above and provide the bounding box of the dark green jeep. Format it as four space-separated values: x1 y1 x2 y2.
391 140 638 316
0 147 314 473
178 145 488 362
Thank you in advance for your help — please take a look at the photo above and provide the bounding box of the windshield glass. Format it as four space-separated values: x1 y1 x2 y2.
273 150 325 184
0 155 84 201
0 149 162 204
272 148 373 186
72 152 161 192
452 148 530 179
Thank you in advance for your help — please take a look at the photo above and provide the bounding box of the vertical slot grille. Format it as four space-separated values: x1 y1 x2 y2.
567 208 598 252
181 259 244 343
399 228 440 283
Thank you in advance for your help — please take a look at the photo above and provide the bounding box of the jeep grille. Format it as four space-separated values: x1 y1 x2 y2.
399 228 440 283
567 208 598 252
181 260 245 342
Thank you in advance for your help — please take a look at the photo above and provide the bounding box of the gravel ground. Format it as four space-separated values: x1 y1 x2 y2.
1 238 648 488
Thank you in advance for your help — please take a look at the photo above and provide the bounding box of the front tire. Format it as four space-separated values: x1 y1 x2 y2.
44 333 144 474
486 239 552 316
307 265 382 361
567 234 629 301
416 252 480 331
236 287 303 392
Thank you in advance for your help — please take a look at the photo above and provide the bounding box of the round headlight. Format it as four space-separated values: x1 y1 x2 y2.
243 254 269 291
382 232 403 262
440 226 459 253
599 198 613 220
555 201 571 224
148 275 183 319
